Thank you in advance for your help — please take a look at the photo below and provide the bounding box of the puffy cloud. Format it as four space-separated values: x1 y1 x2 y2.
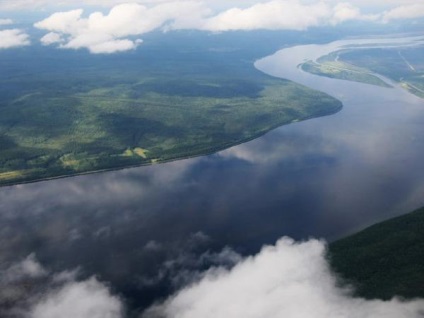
32 1 424 54
332 3 361 23
40 32 64 45
333 2 361 24
200 0 331 31
0 254 48 316
0 29 30 49
382 4 424 22
34 2 208 53
4 254 48 281
87 38 141 54
2 239 424 318
199 0 384 31
31 277 123 318
145 237 424 318
33 1 367 54
331 2 379 24
0 254 123 318
35 9 86 34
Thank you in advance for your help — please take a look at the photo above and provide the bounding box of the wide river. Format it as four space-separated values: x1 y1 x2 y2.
1 36 424 310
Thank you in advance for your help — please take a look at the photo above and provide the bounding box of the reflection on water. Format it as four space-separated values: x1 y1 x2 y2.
1 36 424 312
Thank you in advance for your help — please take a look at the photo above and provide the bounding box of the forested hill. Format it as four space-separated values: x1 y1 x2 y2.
329 207 424 300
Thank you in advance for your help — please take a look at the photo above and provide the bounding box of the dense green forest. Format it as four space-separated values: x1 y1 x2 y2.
329 207 424 300
0 32 342 186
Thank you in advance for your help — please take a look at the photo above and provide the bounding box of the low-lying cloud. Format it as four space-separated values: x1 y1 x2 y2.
144 237 424 318
3 254 47 281
0 255 123 318
0 29 30 49
1 238 424 317
31 278 123 318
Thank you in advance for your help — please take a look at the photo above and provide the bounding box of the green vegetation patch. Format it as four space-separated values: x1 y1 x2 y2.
300 51 391 88
303 46 424 98
329 207 424 300
0 40 342 186
340 47 424 98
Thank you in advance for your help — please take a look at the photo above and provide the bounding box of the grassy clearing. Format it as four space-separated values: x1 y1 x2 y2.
121 148 149 159
0 170 26 182
133 148 149 158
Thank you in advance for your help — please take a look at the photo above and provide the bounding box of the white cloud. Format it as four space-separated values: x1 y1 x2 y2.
34 2 208 53
145 237 424 318
200 0 331 31
2 254 47 282
0 254 123 318
35 9 86 34
31 277 123 318
32 1 368 54
2 238 424 318
382 4 424 22
0 29 30 49
40 32 64 45
31 1 424 54
11 254 47 278
331 2 376 24
88 38 140 54
198 0 384 31
332 2 361 23
0 254 124 318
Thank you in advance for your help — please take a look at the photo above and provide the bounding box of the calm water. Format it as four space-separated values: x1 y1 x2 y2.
1 36 424 310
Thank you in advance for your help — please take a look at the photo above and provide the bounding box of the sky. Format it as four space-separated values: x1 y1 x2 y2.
0 0 424 53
